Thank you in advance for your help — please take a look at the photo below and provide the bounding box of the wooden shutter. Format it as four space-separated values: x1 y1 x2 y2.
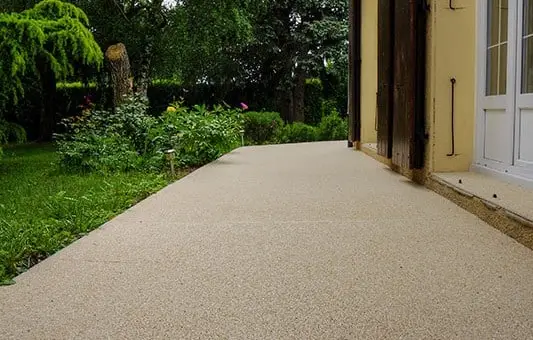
392 0 417 169
377 0 394 158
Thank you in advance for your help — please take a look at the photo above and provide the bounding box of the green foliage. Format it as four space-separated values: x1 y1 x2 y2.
321 99 339 118
0 119 27 159
169 1 254 86
321 56 348 115
56 95 161 172
243 111 284 145
3 0 349 133
0 144 175 284
304 78 325 126
317 110 348 141
245 0 348 91
0 0 103 107
147 80 185 113
71 0 176 84
57 81 97 89
244 109 346 145
56 96 244 172
153 103 244 167
0 120 26 145
279 122 319 144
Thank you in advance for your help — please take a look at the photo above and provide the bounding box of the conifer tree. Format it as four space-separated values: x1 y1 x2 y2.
0 0 103 140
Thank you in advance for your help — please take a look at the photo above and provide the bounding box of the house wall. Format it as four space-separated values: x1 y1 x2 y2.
360 0 378 144
356 0 477 174
427 0 477 173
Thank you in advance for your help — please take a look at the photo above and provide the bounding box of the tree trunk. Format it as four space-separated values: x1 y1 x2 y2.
38 58 57 141
293 67 306 122
135 40 153 98
134 0 166 98
278 90 294 122
105 43 132 108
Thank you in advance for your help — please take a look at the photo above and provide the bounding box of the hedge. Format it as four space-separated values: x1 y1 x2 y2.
5 78 345 141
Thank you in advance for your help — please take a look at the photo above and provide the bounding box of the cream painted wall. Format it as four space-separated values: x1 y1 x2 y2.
360 0 378 144
427 0 477 172
357 0 477 172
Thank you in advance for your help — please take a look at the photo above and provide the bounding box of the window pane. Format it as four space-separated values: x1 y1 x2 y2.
501 0 509 43
488 0 500 46
487 47 499 95
523 37 533 93
525 0 533 36
499 43 508 94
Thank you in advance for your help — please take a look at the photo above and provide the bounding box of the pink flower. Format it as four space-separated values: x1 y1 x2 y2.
240 102 249 110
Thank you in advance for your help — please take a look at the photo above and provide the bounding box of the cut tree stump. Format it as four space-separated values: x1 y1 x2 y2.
105 43 132 108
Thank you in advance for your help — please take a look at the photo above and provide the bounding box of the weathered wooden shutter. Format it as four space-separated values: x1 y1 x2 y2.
392 0 417 169
377 0 394 158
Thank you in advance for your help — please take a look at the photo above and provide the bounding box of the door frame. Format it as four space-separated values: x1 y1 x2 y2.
474 0 533 183
475 0 517 171
514 0 533 170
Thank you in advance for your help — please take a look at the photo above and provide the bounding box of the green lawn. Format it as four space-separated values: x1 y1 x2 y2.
0 144 179 284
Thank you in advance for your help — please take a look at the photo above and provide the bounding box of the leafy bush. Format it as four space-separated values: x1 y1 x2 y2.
304 78 324 126
0 120 27 159
56 95 162 172
321 99 339 118
279 122 318 144
0 122 26 144
152 103 243 167
317 110 348 141
147 80 184 114
57 96 244 172
243 111 284 145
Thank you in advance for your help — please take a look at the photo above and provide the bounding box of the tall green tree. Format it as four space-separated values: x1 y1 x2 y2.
244 0 348 121
155 0 348 118
0 0 103 139
135 0 255 105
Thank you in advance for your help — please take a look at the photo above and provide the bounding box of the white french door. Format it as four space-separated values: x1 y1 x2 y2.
476 0 533 182
514 0 533 170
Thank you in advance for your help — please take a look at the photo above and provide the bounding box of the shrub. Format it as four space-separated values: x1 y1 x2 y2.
57 96 244 172
321 99 339 118
317 110 348 141
243 111 284 145
279 122 318 144
147 79 184 114
56 95 162 172
304 78 324 126
152 103 243 167
0 120 27 159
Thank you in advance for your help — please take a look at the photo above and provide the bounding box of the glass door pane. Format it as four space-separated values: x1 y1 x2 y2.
522 0 533 93
487 0 509 96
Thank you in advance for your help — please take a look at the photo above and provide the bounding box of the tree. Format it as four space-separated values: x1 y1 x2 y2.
243 0 348 121
156 0 253 92
0 0 103 139
153 0 348 119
